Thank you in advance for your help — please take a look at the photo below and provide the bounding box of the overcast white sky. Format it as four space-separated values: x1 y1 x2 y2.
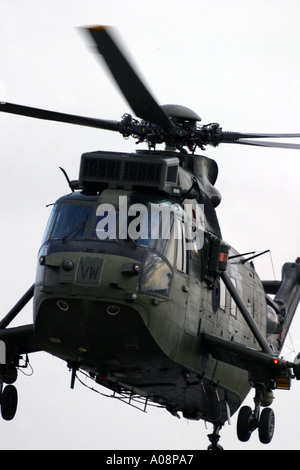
0 0 300 450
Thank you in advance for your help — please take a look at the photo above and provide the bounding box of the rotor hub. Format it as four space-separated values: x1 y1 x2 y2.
161 104 201 122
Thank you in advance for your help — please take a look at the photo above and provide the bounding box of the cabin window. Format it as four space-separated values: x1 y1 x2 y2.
220 279 227 311
219 277 238 317
176 219 188 273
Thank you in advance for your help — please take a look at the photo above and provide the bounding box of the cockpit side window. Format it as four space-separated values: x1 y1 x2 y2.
40 204 58 245
155 214 175 266
140 251 172 299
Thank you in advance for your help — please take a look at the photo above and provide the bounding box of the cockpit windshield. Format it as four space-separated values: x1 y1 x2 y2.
92 210 160 247
46 203 94 241
41 195 194 269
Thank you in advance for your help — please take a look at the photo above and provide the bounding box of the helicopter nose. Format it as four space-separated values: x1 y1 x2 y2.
33 251 145 362
36 252 140 301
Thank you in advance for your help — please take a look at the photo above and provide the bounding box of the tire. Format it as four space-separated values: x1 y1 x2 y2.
258 408 275 444
237 406 253 442
1 385 18 421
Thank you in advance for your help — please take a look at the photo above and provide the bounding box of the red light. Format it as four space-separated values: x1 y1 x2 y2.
273 359 279 365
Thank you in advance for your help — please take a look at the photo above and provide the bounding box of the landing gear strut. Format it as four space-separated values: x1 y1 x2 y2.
237 385 275 445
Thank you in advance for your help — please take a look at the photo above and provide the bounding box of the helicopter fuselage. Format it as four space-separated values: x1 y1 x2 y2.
32 177 271 425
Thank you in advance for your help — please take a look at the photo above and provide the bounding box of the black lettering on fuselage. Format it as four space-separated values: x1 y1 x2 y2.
89 266 100 280
81 265 100 280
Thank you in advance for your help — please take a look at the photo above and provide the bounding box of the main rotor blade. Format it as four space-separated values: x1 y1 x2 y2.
86 26 175 133
221 131 300 141
229 139 300 149
0 102 120 132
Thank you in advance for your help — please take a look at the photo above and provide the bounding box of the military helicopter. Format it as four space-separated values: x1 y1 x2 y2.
1 26 300 451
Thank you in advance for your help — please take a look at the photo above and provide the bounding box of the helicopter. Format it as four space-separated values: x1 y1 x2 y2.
0 25 300 451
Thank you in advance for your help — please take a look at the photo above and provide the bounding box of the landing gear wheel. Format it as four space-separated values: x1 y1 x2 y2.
237 406 253 442
207 434 223 451
1 385 18 421
258 408 275 444
207 424 223 450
